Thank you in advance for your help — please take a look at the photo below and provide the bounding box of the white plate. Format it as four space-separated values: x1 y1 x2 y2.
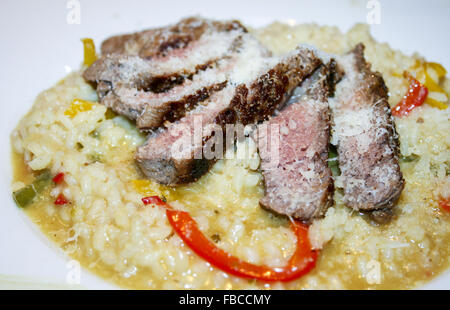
0 0 448 289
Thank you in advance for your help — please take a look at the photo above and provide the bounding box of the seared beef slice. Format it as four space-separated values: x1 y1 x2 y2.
331 44 404 212
135 87 237 185
258 64 334 221
84 17 250 129
100 17 246 58
136 46 322 185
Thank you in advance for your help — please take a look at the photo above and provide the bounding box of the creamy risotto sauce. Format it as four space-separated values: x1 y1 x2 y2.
11 23 450 289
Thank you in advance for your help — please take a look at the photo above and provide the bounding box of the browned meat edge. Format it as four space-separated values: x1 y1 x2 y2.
332 43 404 218
136 81 228 130
134 35 254 130
257 63 335 222
83 55 231 121
101 16 247 58
230 47 322 125
135 46 322 185
83 20 252 128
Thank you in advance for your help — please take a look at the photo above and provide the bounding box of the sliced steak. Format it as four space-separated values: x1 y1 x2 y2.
97 61 232 128
84 22 263 128
330 43 404 212
134 34 270 130
136 46 322 185
136 87 237 184
83 49 235 122
258 63 334 222
100 16 246 58
84 55 155 119
135 79 228 130
229 46 322 124
86 28 245 87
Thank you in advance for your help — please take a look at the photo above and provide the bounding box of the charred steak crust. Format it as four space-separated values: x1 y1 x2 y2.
231 47 323 125
101 17 247 58
83 55 232 124
136 81 228 130
258 63 335 222
332 43 404 212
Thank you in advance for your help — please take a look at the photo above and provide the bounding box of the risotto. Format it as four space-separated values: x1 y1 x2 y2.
10 22 450 289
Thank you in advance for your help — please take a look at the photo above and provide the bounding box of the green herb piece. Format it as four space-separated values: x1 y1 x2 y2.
89 129 100 139
88 153 103 163
105 108 118 120
400 154 420 163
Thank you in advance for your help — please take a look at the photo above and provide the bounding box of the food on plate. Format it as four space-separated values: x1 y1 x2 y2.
10 17 450 289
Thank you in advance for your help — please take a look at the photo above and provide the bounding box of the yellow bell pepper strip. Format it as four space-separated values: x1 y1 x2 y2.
411 61 448 110
392 73 428 117
426 62 447 78
422 70 446 93
64 99 94 118
132 179 171 202
81 38 97 67
142 195 318 282
423 67 448 110
426 94 448 110
133 180 160 196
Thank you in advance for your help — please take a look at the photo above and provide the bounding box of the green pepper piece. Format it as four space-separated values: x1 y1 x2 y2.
33 169 52 192
12 169 52 208
328 145 341 176
13 185 36 208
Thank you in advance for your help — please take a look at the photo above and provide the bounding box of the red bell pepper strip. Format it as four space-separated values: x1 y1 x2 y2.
392 73 428 117
143 196 318 282
52 172 65 185
142 196 165 206
439 197 450 213
54 193 69 205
